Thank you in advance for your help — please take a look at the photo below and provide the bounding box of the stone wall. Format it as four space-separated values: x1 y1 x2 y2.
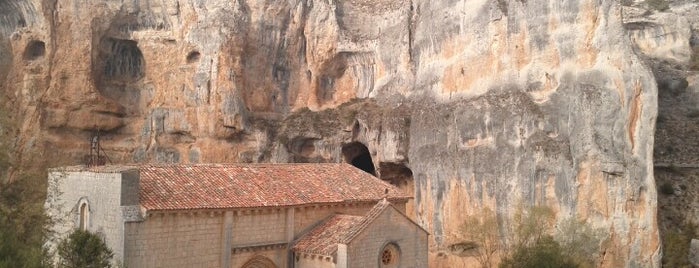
232 209 288 246
347 206 428 268
45 168 138 265
124 212 223 267
230 250 286 268
295 256 336 268
122 202 404 267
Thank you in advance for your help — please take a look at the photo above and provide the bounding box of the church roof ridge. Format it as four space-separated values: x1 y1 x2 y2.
138 163 410 211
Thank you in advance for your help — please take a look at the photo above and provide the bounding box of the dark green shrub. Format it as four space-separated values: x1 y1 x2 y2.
498 206 602 268
57 229 114 268
659 182 675 195
499 236 579 268
0 171 53 268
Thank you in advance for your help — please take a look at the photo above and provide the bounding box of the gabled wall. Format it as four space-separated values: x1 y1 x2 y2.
347 207 428 268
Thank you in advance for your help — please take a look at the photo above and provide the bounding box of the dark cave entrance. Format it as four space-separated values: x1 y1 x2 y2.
186 51 201 64
378 162 416 219
95 38 145 110
342 142 376 176
100 38 145 82
24 40 45 61
378 162 414 189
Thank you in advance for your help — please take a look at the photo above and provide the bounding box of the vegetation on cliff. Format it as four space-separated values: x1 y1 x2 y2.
459 206 603 268
0 105 52 267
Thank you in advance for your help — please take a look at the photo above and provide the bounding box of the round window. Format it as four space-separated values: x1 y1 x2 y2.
379 243 400 267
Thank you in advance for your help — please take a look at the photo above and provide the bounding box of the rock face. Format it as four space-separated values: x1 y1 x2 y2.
1 0 660 266
623 1 699 266
691 239 699 267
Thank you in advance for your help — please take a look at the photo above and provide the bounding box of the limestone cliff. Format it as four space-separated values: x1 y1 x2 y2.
622 2 699 266
0 0 660 266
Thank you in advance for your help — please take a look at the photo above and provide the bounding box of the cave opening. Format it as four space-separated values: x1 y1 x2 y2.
378 162 416 218
24 40 45 61
378 162 414 188
342 142 376 176
186 51 201 64
102 38 144 82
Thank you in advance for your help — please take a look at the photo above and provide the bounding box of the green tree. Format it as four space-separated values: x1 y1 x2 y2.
57 229 114 268
0 170 53 268
499 206 602 268
500 235 578 268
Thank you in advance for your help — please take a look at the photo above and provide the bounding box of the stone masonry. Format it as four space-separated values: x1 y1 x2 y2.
45 164 421 267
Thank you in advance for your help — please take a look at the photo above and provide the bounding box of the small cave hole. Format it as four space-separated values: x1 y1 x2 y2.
378 162 416 217
288 137 319 160
24 40 45 61
378 162 414 188
186 51 201 64
101 38 145 82
342 142 376 176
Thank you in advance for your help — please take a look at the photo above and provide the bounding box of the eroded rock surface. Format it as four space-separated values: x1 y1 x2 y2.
1 0 660 266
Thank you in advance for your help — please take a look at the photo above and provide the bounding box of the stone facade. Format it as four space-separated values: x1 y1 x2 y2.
46 164 424 267
45 167 140 263
124 213 224 267
346 207 428 268
292 200 428 268
122 203 398 267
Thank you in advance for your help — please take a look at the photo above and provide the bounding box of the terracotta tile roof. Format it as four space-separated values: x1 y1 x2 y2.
292 199 392 256
138 163 410 211
292 214 364 256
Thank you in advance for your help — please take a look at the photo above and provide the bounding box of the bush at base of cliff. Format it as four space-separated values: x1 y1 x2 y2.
662 222 697 268
57 229 114 268
459 206 603 268
659 181 675 195
499 236 579 268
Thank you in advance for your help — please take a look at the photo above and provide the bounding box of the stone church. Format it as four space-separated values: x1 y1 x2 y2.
45 163 428 267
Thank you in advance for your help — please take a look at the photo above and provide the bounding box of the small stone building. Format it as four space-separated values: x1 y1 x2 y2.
45 163 428 268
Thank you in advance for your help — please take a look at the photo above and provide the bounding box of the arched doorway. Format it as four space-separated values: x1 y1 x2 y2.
241 255 277 268
342 142 376 176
